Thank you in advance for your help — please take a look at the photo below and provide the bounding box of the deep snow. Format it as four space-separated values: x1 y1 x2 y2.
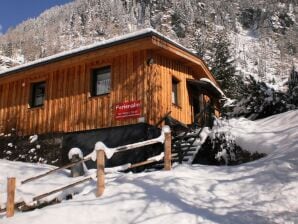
1 110 298 224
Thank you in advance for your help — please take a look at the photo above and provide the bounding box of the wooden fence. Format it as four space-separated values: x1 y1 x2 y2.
1 126 171 218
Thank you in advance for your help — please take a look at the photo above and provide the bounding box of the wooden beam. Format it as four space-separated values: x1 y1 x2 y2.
113 135 164 153
155 111 172 127
21 157 92 184
127 159 157 170
33 177 92 201
6 177 16 218
164 131 172 171
96 150 105 197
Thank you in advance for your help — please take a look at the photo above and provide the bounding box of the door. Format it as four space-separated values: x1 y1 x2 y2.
191 91 204 127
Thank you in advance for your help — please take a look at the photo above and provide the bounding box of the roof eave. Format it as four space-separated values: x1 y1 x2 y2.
0 30 157 78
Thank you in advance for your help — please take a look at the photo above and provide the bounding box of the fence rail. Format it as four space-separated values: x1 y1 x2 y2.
21 157 92 184
1 126 171 218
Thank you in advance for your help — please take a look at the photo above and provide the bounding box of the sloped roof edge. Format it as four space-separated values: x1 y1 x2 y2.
0 28 207 78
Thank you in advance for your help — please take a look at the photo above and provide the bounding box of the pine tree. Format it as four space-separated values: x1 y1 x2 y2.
288 66 298 92
210 32 242 99
231 75 290 120
193 30 205 58
288 65 298 106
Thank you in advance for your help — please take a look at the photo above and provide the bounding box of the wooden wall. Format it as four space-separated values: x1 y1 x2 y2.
150 52 213 125
0 39 219 135
149 53 192 125
0 48 152 135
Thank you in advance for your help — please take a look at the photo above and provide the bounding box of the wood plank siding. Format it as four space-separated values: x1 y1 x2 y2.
0 31 221 135
150 51 217 126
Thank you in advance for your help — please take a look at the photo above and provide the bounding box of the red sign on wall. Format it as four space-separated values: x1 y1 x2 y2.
115 100 141 120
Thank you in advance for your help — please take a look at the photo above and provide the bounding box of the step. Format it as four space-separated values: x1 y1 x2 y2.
173 146 198 151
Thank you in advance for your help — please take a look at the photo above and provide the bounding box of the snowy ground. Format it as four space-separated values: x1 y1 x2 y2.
1 110 298 224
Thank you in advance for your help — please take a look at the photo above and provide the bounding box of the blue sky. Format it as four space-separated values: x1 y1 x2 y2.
0 0 73 34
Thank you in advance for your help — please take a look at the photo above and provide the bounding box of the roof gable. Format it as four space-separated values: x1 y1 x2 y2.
0 28 219 87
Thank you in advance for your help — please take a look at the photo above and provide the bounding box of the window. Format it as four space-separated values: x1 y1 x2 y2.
30 81 46 108
172 78 180 105
92 66 111 96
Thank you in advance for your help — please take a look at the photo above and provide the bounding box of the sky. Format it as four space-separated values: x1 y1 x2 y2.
0 0 74 35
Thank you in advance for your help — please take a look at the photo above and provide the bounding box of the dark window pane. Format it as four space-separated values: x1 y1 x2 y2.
92 66 111 96
31 82 46 107
172 79 179 105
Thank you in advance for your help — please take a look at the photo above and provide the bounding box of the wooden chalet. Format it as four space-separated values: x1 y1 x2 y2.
0 29 224 136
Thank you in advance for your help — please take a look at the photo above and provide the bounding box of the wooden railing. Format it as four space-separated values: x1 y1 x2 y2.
94 125 171 196
1 126 171 218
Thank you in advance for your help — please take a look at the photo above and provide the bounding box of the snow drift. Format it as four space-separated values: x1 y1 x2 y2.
1 110 298 223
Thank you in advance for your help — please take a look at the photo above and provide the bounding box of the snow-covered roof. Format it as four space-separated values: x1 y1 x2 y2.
0 28 200 77
200 78 226 98
187 78 225 99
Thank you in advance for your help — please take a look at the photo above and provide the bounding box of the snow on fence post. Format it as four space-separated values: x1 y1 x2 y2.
163 126 172 171
6 177 16 218
68 148 85 177
96 150 105 197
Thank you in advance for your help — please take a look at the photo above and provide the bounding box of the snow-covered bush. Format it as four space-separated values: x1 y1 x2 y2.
193 118 265 165
0 130 63 166
211 132 237 165
208 132 265 165
230 75 295 120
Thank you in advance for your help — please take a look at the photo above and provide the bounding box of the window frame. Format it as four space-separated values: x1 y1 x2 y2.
171 77 180 106
91 66 112 97
29 81 46 108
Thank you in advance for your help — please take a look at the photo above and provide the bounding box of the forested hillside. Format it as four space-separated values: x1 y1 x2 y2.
0 0 297 91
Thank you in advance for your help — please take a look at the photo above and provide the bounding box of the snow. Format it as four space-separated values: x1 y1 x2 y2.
187 127 211 164
229 21 297 92
28 135 38 144
217 110 298 155
0 55 20 72
147 152 164 162
68 147 83 160
161 125 171 134
1 111 298 223
92 142 115 160
223 98 236 107
105 164 131 173
200 78 225 98
29 148 36 153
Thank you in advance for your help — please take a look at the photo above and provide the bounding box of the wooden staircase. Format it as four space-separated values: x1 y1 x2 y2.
164 104 213 164
172 128 205 164
163 115 210 164
151 105 213 168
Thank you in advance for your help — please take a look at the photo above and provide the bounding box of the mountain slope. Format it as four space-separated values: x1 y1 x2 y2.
0 55 21 71
0 0 297 89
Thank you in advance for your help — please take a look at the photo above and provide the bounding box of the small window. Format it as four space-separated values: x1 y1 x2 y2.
172 78 180 105
30 81 46 108
92 66 111 96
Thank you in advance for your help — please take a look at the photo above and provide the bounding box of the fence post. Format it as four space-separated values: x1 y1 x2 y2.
70 154 85 177
163 127 172 171
96 150 105 197
7 177 16 218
